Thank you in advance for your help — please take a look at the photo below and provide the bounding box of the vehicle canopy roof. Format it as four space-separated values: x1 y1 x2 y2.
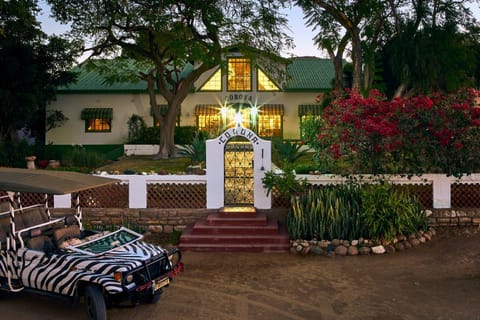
0 168 120 195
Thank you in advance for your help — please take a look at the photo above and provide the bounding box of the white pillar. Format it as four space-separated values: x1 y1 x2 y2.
432 174 451 208
54 194 71 208
129 175 147 208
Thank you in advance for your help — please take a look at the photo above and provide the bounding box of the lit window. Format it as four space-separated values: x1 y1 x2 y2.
87 119 111 132
258 115 281 138
227 58 251 91
199 68 222 91
257 68 280 91
81 108 112 133
198 114 221 136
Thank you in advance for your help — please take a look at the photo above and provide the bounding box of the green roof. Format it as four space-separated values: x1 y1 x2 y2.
59 57 334 93
285 58 334 91
61 66 148 93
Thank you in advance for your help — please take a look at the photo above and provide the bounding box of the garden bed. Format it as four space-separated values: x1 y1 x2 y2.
290 227 437 256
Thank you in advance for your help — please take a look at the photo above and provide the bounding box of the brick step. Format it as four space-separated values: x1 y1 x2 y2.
178 243 290 253
206 213 268 226
192 219 279 235
218 206 256 216
179 227 290 245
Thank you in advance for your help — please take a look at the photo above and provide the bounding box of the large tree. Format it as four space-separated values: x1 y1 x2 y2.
0 0 77 145
298 0 478 96
296 0 379 91
382 0 479 96
47 0 292 159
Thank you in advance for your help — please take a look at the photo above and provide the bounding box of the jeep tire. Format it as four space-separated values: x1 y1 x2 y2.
84 285 107 320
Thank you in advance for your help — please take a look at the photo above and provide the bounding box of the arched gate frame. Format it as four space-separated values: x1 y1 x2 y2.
206 126 271 209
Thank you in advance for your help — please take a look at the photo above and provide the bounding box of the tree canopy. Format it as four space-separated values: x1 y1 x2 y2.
47 0 293 158
0 0 77 145
298 0 480 97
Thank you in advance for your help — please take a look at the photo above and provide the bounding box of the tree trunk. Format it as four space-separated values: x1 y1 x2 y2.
154 101 180 159
350 29 362 91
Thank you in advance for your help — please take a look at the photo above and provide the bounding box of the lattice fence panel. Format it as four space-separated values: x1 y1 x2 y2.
14 193 54 207
74 183 129 208
272 189 290 208
393 184 433 209
147 183 206 208
452 183 480 208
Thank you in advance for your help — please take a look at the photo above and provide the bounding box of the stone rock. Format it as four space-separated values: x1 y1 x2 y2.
359 246 371 255
301 246 311 255
398 235 407 241
410 238 421 247
310 246 324 255
403 240 412 249
342 240 350 247
347 246 359 256
290 247 298 254
419 236 426 243
385 245 396 254
351 240 359 246
358 238 364 245
296 245 304 252
429 227 436 236
335 245 348 256
331 239 341 247
371 245 386 254
408 234 417 240
319 240 330 249
395 242 405 251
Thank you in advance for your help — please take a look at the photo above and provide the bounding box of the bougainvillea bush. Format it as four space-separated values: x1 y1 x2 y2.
306 88 480 176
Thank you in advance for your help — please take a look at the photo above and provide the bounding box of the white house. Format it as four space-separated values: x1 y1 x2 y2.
46 53 335 146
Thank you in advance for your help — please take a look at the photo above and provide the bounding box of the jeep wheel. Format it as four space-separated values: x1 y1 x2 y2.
84 285 107 320
146 291 162 304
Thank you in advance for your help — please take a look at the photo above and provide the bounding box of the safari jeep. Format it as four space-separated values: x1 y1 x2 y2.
0 168 183 320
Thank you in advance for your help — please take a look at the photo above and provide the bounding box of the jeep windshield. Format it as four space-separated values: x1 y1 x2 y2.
67 227 143 255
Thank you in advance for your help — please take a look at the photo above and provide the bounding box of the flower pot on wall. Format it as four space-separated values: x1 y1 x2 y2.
37 160 48 169
25 156 36 169
48 160 60 169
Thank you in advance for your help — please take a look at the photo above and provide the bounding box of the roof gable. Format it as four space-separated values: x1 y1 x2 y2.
59 57 334 93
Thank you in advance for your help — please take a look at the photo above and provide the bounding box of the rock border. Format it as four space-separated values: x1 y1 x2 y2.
290 227 437 256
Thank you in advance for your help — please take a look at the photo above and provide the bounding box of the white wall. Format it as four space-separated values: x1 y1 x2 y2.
46 90 320 145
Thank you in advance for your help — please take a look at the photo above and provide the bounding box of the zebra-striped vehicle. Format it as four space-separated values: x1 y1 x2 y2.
0 168 183 320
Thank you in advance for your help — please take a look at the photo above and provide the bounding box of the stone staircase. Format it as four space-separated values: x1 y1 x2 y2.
178 206 290 253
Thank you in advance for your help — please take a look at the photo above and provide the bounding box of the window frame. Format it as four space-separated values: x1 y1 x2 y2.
227 57 252 92
199 67 223 92
84 118 112 133
256 67 281 92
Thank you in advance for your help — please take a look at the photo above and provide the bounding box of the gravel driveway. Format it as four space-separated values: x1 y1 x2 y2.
1 228 479 320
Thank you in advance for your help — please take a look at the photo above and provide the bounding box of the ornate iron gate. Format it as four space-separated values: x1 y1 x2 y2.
224 140 254 205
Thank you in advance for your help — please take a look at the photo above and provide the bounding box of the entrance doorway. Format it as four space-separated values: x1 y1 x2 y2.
224 138 254 205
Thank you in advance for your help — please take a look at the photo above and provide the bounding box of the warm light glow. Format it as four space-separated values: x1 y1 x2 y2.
234 112 243 126
221 106 228 116
250 106 258 116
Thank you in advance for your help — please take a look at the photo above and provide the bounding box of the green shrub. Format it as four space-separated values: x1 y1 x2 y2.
262 165 308 200
272 138 308 168
0 140 37 168
127 114 147 143
289 184 363 240
288 182 426 241
61 145 107 170
174 126 197 145
361 183 426 241
176 132 206 165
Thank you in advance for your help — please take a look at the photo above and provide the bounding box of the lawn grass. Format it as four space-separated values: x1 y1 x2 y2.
96 156 191 174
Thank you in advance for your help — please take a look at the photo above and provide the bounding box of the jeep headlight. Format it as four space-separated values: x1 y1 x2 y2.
114 272 134 284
